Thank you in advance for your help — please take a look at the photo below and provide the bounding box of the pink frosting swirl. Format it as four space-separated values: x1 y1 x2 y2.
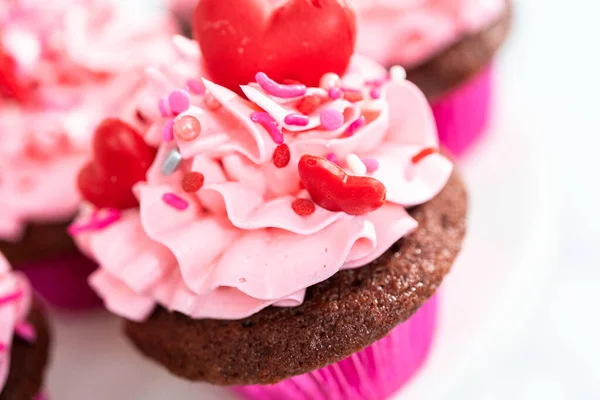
350 0 506 67
74 37 452 322
0 253 33 392
0 0 176 240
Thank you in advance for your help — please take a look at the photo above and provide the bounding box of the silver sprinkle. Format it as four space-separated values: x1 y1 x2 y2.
161 148 182 175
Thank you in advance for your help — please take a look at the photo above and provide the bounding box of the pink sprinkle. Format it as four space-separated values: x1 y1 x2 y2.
162 193 189 210
187 79 205 95
159 97 171 117
284 113 310 126
328 87 343 100
15 321 36 343
168 89 191 114
162 119 174 142
325 153 339 165
345 115 366 137
320 108 344 131
370 87 382 99
0 290 23 307
68 209 121 236
256 72 307 98
251 112 284 144
0 342 6 352
361 157 380 173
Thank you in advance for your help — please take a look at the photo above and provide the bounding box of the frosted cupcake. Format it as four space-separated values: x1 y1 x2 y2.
0 0 175 309
351 0 512 155
0 253 51 400
73 1 467 398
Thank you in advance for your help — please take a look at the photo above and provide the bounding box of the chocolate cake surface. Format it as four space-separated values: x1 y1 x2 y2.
0 301 51 400
124 171 468 385
407 0 512 101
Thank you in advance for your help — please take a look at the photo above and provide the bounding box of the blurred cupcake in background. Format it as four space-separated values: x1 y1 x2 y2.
0 0 176 310
0 253 51 400
167 0 197 36
351 0 512 156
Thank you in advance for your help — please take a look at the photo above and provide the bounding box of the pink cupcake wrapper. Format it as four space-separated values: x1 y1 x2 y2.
432 64 494 157
19 252 102 311
234 293 438 400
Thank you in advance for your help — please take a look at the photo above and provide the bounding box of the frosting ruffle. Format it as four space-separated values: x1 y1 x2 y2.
76 37 452 321
0 0 176 240
0 253 33 392
350 0 506 67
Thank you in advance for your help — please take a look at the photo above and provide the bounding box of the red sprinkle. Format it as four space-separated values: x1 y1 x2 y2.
182 172 205 192
296 95 323 115
411 147 438 164
292 199 316 216
272 144 291 168
343 91 364 103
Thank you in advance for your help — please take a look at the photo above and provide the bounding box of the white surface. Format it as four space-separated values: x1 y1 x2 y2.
46 0 600 399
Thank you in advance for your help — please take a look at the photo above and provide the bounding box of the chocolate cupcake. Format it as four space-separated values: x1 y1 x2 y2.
0 0 177 310
0 254 51 400
351 0 512 156
72 1 466 398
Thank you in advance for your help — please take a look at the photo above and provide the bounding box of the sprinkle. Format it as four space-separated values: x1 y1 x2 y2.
328 87 343 100
370 86 382 99
15 321 36 343
346 154 367 175
256 72 307 98
411 147 438 164
0 342 6 352
181 172 204 192
204 91 222 110
292 199 316 216
250 112 284 144
168 89 191 114
161 148 183 175
162 119 174 142
345 115 366 137
68 209 121 235
187 79 205 94
343 91 364 103
159 97 171 117
272 144 291 168
325 153 339 165
319 73 341 90
162 193 189 210
361 157 380 173
174 115 201 141
284 113 310 126
390 65 407 82
320 108 344 131
0 290 22 307
296 95 323 115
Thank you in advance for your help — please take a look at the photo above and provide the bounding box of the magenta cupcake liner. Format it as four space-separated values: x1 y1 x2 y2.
235 293 438 400
19 252 102 311
432 64 494 157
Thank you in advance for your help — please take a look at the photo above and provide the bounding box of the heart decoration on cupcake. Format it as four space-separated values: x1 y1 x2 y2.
194 0 357 94
78 119 156 210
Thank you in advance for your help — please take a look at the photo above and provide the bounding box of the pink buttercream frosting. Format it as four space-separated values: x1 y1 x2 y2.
350 0 506 68
0 0 176 240
0 253 33 392
74 36 452 322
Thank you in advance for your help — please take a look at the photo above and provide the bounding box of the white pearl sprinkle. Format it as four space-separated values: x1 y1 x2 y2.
346 154 367 176
390 66 407 82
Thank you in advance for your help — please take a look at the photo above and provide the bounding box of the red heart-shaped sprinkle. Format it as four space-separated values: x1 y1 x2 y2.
78 119 156 210
194 0 356 94
298 155 386 215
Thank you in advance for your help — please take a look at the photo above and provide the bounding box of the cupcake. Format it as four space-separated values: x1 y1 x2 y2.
0 0 175 309
350 0 512 156
0 253 51 400
73 1 467 398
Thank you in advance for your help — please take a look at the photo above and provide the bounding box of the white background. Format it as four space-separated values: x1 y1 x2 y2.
46 0 600 399
446 0 600 399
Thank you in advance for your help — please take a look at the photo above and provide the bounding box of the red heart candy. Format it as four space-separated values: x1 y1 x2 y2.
0 41 31 103
194 0 356 94
78 119 156 210
298 155 386 216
